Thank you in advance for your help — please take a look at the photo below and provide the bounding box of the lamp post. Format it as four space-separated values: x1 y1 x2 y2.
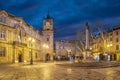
28 37 35 65
43 44 49 61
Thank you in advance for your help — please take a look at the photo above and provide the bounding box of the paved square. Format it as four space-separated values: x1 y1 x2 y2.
0 62 120 80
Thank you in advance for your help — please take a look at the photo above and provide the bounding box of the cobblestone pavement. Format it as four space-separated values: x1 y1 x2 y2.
0 62 120 80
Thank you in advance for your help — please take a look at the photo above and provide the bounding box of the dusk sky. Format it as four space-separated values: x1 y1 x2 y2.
0 0 120 40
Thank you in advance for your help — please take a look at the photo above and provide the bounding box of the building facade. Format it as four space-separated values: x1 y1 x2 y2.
55 40 80 60
55 26 120 61
0 10 54 63
91 26 120 61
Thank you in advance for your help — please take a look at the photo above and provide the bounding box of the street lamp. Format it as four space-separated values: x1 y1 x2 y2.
43 44 49 49
90 47 92 50
28 37 35 65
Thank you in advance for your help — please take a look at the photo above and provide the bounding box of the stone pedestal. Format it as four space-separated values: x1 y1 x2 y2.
83 51 86 61
82 50 94 62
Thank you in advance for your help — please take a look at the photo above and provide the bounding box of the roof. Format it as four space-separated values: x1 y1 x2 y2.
113 25 120 30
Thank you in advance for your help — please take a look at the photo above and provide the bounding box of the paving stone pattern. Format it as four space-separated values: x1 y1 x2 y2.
0 62 120 80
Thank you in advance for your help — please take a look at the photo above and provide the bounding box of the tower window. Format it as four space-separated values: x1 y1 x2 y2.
47 38 49 41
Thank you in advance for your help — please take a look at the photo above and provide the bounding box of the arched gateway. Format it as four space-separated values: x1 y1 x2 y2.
45 53 50 61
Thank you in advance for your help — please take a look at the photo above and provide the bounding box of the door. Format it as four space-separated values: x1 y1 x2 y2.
18 54 22 62
45 53 50 61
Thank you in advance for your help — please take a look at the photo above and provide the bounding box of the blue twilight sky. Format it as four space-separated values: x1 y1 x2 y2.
0 0 120 40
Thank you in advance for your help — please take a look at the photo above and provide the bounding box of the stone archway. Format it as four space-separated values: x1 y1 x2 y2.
45 53 50 61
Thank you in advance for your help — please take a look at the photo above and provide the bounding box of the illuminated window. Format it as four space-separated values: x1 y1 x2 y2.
0 31 5 40
0 47 6 57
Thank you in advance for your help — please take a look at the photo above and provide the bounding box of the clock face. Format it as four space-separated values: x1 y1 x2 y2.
46 22 50 27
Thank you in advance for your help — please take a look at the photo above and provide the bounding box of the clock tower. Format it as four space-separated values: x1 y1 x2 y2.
43 14 53 30
42 14 54 61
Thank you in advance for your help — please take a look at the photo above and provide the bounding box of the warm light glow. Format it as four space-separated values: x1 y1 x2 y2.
15 60 18 63
28 37 31 41
90 47 92 50
43 44 46 47
67 68 72 74
46 45 49 48
28 37 35 43
24 60 27 63
32 39 35 42
43 44 49 49
107 45 110 47
107 44 112 47
110 44 112 46
43 67 50 80
106 69 115 79
66 49 72 53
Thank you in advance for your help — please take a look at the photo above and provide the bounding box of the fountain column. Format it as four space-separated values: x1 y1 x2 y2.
85 22 89 50
83 22 90 60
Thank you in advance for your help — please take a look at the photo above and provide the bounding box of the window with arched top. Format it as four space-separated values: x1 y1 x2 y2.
0 31 5 40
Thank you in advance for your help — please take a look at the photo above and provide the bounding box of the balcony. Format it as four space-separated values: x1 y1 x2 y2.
13 41 27 47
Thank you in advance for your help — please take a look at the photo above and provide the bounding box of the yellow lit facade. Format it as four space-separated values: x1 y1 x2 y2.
91 26 120 61
0 11 54 63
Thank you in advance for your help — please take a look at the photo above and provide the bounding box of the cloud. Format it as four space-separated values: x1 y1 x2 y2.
0 0 120 40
